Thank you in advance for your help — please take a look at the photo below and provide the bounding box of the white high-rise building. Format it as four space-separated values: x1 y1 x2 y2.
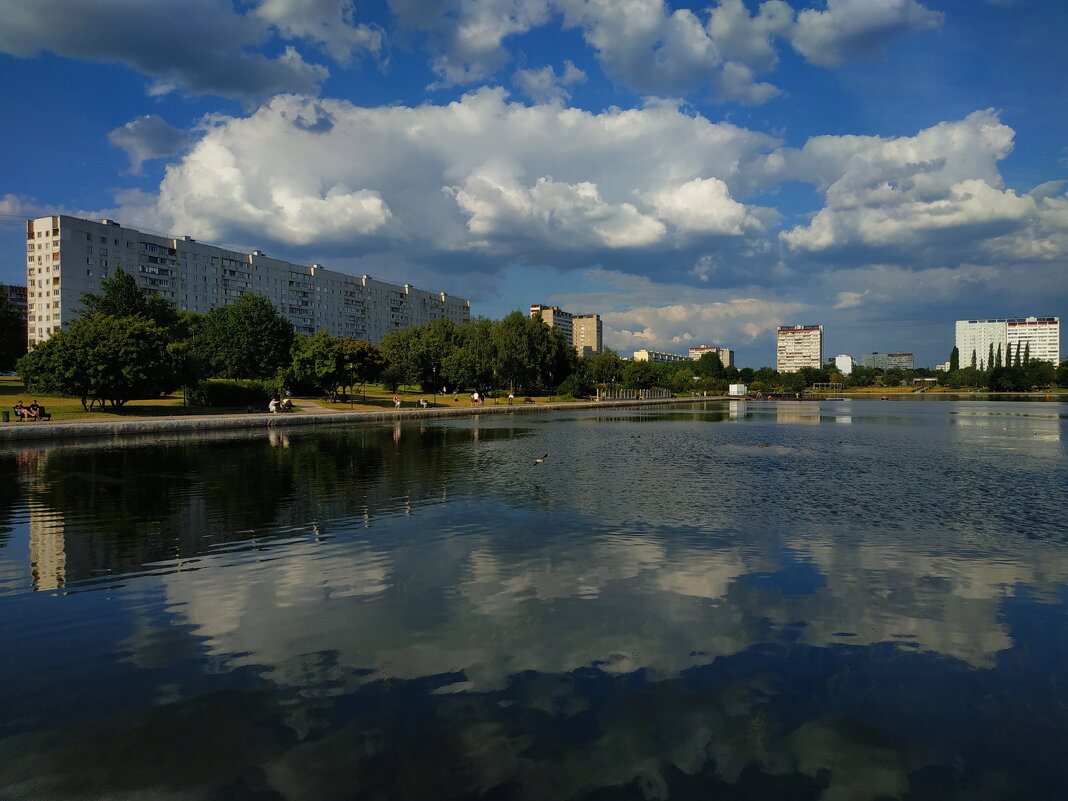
955 317 1060 368
24 215 470 348
688 345 734 366
776 324 824 372
834 354 855 375
530 303 602 356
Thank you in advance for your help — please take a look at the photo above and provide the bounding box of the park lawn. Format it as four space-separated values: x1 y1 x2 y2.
317 385 568 411
2 377 573 421
0 377 260 420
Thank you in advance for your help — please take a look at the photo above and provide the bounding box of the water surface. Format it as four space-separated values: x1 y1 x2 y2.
1 399 1066 800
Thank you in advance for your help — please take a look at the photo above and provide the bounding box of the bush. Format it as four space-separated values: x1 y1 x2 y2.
185 379 281 408
556 373 591 398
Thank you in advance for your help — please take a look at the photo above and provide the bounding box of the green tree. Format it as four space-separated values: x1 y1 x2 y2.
949 346 960 372
694 351 725 379
0 285 27 370
622 360 657 389
970 349 977 369
587 347 624 384
493 311 538 393
78 266 178 329
379 326 421 388
17 314 179 409
1056 359 1068 387
196 294 293 380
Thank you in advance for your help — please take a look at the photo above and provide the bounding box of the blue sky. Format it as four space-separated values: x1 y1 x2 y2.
1 0 1065 367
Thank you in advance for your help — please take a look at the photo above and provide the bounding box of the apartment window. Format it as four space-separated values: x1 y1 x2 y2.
99 236 106 243
86 233 91 240
87 270 93 277
87 245 92 254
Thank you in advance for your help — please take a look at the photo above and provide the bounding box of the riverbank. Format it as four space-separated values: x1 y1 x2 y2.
0 396 715 444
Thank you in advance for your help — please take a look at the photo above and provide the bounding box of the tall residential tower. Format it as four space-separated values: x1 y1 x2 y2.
776 324 824 372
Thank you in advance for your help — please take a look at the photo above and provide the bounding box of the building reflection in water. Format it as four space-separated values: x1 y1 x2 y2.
2 402 1067 800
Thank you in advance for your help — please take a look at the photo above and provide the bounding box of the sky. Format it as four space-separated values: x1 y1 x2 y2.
1 0 1066 368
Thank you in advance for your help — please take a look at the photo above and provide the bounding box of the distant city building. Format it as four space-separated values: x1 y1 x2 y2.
776 324 824 372
861 352 915 370
572 314 603 358
833 354 855 375
955 317 1060 368
688 345 734 366
633 349 688 363
934 361 951 372
2 284 27 321
24 215 470 348
530 304 602 356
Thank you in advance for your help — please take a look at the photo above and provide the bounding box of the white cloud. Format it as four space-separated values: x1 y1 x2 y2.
392 0 554 86
833 290 866 309
142 89 776 259
453 168 667 248
0 0 329 102
791 0 943 67
707 0 793 73
512 60 587 103
253 0 383 64
649 177 760 235
775 110 1056 260
108 115 192 174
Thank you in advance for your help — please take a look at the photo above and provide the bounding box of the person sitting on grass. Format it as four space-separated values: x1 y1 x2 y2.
281 398 293 411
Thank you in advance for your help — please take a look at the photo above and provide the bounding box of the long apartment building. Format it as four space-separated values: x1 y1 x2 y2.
688 345 734 366
25 215 470 348
776 324 824 372
529 304 603 357
955 317 1060 368
633 349 688 363
861 352 915 370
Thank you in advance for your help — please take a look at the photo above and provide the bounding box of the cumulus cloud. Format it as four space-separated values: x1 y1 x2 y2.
253 0 383 64
145 89 777 260
387 0 942 102
512 60 586 103
773 109 1057 263
791 0 943 67
108 115 192 173
0 0 329 102
391 0 554 86
557 0 783 103
649 177 761 235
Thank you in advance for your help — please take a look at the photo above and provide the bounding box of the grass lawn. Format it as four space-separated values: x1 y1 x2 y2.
317 385 566 411
1 377 574 422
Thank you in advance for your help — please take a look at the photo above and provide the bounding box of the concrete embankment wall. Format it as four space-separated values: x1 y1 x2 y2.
0 397 716 445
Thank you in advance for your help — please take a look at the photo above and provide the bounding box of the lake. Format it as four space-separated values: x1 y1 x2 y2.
1 398 1067 800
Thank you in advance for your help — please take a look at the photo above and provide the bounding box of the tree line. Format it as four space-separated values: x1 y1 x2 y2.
12 269 1066 408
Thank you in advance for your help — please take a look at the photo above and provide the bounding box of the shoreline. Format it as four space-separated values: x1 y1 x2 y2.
0 396 713 445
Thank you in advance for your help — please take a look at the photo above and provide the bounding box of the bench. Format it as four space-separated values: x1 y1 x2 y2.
523 397 534 404
36 406 51 421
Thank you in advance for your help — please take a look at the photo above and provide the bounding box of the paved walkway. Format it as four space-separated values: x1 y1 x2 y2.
0 396 713 444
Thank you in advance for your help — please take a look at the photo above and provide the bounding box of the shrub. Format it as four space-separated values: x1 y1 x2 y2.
185 379 281 408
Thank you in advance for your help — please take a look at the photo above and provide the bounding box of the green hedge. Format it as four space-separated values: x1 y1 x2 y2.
185 379 281 408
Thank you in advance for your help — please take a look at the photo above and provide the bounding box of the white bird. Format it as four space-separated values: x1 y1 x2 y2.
532 453 549 466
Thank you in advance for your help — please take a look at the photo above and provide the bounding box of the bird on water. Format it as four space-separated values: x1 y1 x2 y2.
532 454 549 465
